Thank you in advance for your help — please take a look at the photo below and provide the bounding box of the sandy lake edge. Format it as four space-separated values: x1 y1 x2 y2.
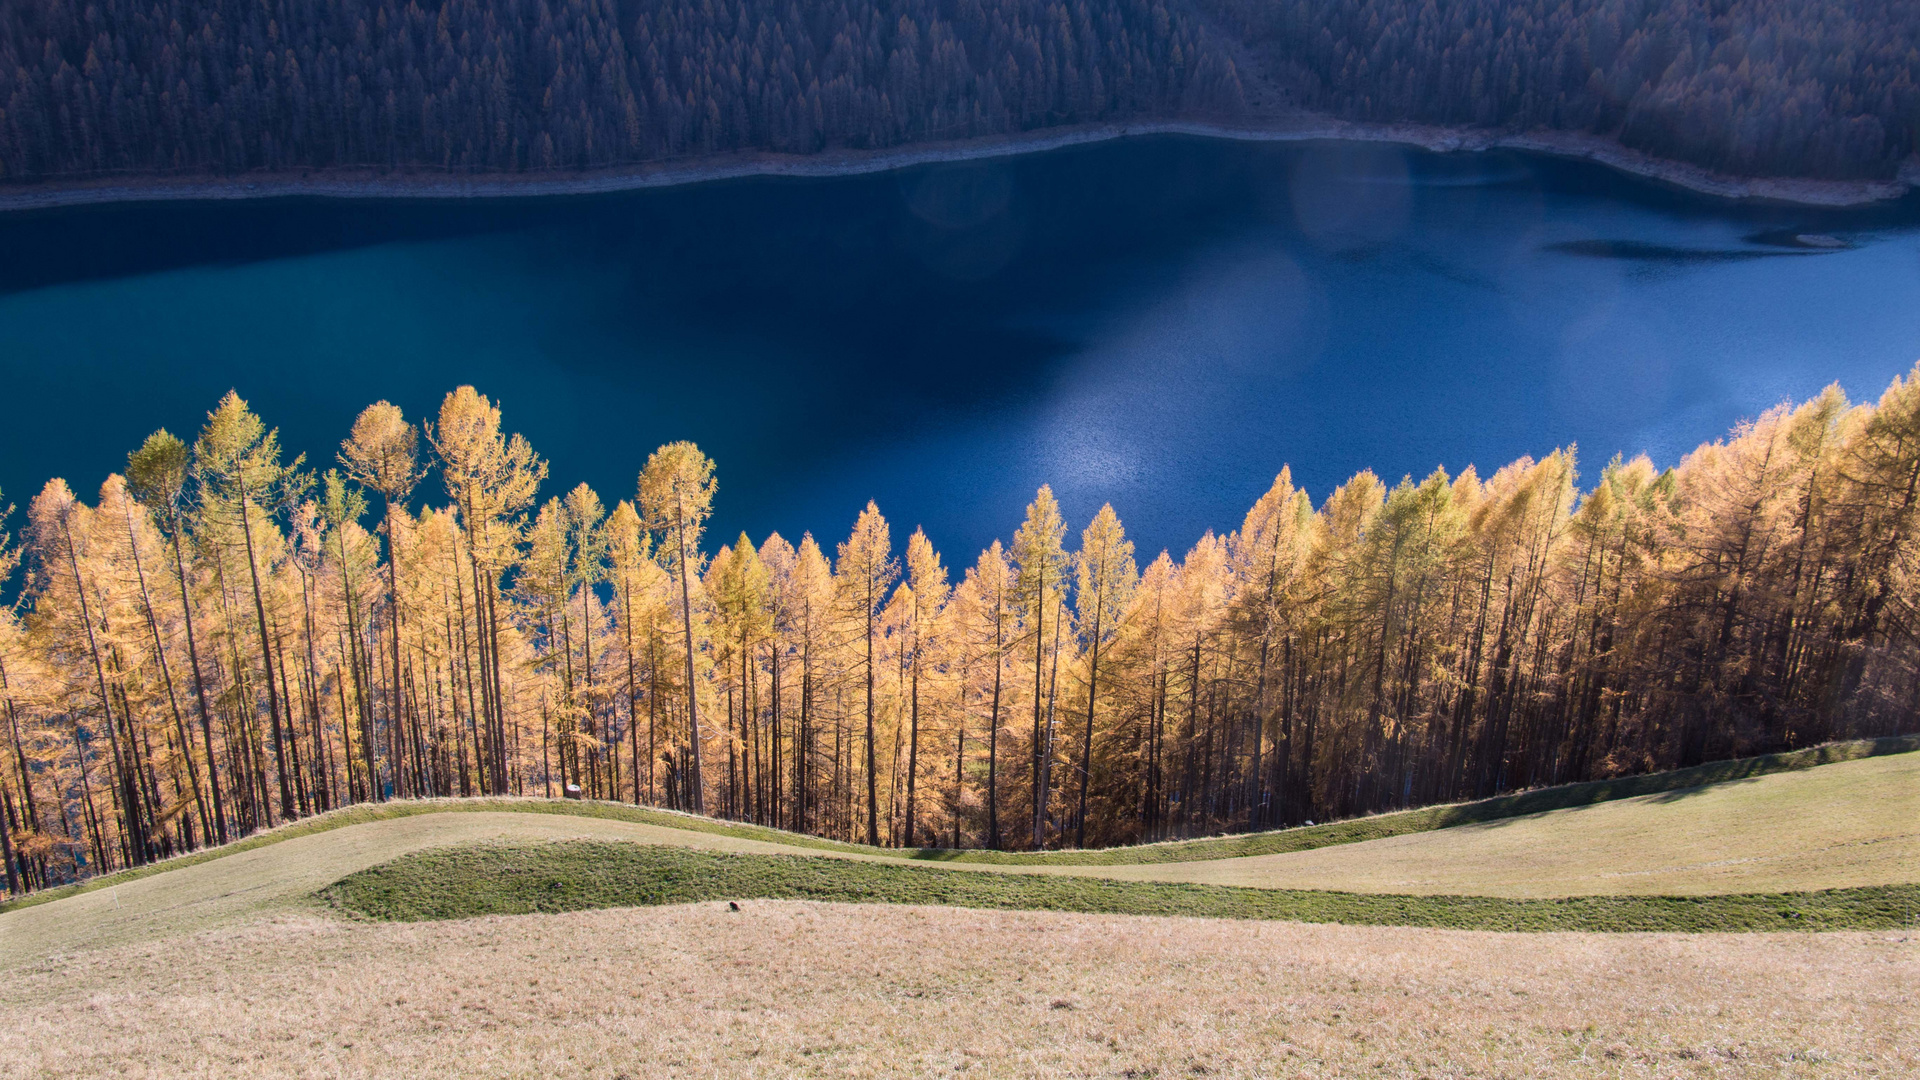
1 115 1913 214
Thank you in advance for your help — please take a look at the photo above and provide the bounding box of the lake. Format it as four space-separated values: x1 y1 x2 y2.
2 137 1918 562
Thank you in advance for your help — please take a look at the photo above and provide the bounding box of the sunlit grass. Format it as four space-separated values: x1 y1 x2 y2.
10 903 1912 1078
910 733 1920 865
1069 749 1920 896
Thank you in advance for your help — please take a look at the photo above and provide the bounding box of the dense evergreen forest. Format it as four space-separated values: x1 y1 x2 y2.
3 369 1919 893
1204 0 1920 180
0 0 1243 181
3 0 1915 186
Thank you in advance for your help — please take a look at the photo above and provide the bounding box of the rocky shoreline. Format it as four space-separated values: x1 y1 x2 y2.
0 115 1911 213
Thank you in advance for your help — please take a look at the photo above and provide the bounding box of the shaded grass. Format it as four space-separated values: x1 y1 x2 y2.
907 732 1920 865
10 734 1914 914
324 841 1920 933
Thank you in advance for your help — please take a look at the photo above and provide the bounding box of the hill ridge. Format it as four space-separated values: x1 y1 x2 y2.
7 733 1911 916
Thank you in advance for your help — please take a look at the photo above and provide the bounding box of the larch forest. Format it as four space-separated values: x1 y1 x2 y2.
1 367 1919 895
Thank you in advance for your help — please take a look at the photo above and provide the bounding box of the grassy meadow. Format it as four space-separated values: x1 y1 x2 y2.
1 741 1914 1077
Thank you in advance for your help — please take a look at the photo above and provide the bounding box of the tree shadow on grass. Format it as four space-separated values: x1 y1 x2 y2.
1645 775 1768 804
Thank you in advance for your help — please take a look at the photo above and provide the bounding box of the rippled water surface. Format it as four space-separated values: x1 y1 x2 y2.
3 137 1918 558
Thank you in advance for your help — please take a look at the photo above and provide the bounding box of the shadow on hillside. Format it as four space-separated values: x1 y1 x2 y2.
1644 775 1767 804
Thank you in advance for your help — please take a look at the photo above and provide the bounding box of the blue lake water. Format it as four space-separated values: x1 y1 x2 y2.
2 137 1918 561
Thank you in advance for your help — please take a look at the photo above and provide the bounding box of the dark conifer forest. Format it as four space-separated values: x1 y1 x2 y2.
1206 0 1920 179
0 0 1244 181
3 0 1915 186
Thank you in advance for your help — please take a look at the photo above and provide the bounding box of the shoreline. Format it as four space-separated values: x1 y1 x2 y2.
0 116 1912 213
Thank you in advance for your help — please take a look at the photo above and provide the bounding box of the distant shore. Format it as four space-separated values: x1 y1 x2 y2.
0 115 1912 213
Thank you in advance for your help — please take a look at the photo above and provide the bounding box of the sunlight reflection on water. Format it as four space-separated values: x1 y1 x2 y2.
0 137 1916 559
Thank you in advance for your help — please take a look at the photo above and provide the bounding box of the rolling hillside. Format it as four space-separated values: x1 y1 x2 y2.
1 744 1913 1078
1042 750 1920 897
4 742 1914 970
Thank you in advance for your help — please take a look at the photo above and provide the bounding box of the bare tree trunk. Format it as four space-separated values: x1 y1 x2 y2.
864 589 879 847
1075 605 1104 848
675 491 704 814
121 500 211 845
168 524 228 841
235 490 294 820
904 635 922 846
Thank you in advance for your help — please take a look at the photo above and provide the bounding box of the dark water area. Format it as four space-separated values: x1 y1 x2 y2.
2 136 1918 563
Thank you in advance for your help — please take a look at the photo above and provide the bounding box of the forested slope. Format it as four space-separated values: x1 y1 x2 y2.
2 0 1915 186
0 0 1243 182
1203 0 1920 179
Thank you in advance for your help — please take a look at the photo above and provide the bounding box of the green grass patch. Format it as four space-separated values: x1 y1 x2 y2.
324 841 1920 933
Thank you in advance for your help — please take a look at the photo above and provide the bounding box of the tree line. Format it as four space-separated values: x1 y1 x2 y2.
3 370 1919 893
0 0 1244 182
1202 0 1920 180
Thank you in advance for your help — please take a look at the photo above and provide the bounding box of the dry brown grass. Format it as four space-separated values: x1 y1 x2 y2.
4 755 1912 1077
1 901 1911 1078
